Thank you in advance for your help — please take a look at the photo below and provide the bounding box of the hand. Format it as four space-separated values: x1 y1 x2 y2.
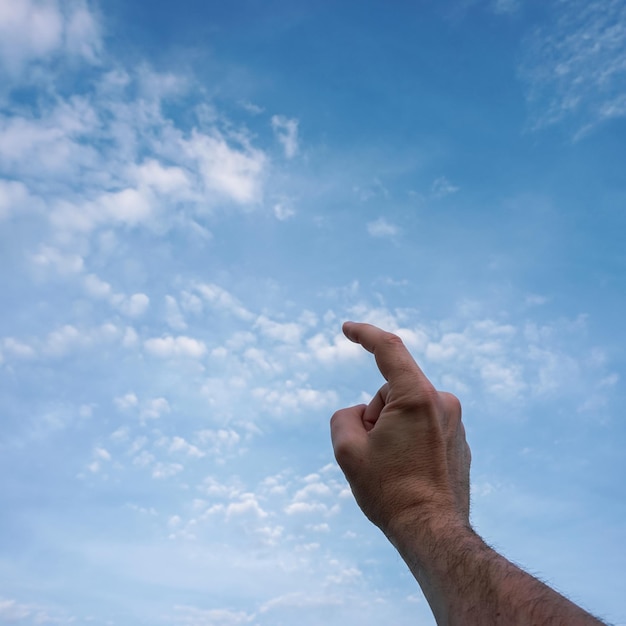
330 321 471 538
331 322 608 625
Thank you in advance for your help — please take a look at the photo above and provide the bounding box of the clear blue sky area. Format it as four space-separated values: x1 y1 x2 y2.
1 1 625 624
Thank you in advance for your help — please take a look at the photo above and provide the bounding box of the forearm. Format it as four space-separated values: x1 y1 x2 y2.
386 515 606 626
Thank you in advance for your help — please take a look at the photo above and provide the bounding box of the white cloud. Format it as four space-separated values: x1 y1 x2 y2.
165 295 187 330
0 179 40 220
293 482 332 502
64 0 101 62
195 283 253 320
32 245 84 274
110 426 129 441
195 429 241 456
202 476 242 499
0 98 100 185
306 332 363 363
273 202 295 220
2 338 36 359
141 397 170 420
152 462 184 479
43 323 120 357
243 347 280 373
422 321 527 398
88 446 112 473
255 524 284 547
127 436 148 455
239 99 264 115
366 217 398 238
180 291 203 315
347 304 409 332
225 493 268 519
0 0 63 73
84 273 112 299
83 273 149 317
97 188 154 225
169 436 204 458
325 566 362 585
479 360 526 398
307 523 330 533
599 373 620 388
137 65 189 101
271 115 299 158
144 335 207 359
252 386 339 415
168 515 182 529
113 396 173 425
122 326 139 348
183 130 266 204
225 331 257 350
0 598 31 621
119 293 150 318
132 159 192 196
133 450 155 468
255 315 304 344
94 447 111 461
115 392 138 411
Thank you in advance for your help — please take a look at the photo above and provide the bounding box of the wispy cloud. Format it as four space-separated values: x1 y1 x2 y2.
366 217 399 238
0 65 269 260
273 202 296 220
271 115 300 158
0 596 74 625
492 0 521 14
520 0 626 135
431 176 459 199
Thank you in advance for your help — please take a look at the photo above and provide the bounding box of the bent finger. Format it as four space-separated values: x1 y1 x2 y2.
362 384 389 431
330 404 368 469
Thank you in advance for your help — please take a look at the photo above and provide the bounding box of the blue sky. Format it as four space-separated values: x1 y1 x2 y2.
1 0 625 624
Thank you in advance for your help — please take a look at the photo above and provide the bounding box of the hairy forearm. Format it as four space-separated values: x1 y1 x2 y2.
386 516 607 626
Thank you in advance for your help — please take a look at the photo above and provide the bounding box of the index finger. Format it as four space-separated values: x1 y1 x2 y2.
343 321 433 391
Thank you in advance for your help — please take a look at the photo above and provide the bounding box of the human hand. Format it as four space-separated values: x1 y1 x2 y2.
330 321 471 539
331 323 610 625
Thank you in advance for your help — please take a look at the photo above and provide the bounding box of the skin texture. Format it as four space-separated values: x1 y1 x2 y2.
331 321 607 626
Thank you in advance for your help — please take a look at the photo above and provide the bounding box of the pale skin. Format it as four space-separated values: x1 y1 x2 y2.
331 321 607 626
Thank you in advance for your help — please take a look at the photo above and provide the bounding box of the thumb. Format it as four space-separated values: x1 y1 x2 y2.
330 404 368 473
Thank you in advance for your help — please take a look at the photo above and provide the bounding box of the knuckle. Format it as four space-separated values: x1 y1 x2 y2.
332 438 350 462
329 410 342 428
330 411 359 468
332 437 357 469
395 386 440 414
382 332 404 348
440 391 462 416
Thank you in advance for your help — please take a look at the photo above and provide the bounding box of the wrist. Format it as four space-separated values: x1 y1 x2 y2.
384 506 478 577
384 496 472 545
